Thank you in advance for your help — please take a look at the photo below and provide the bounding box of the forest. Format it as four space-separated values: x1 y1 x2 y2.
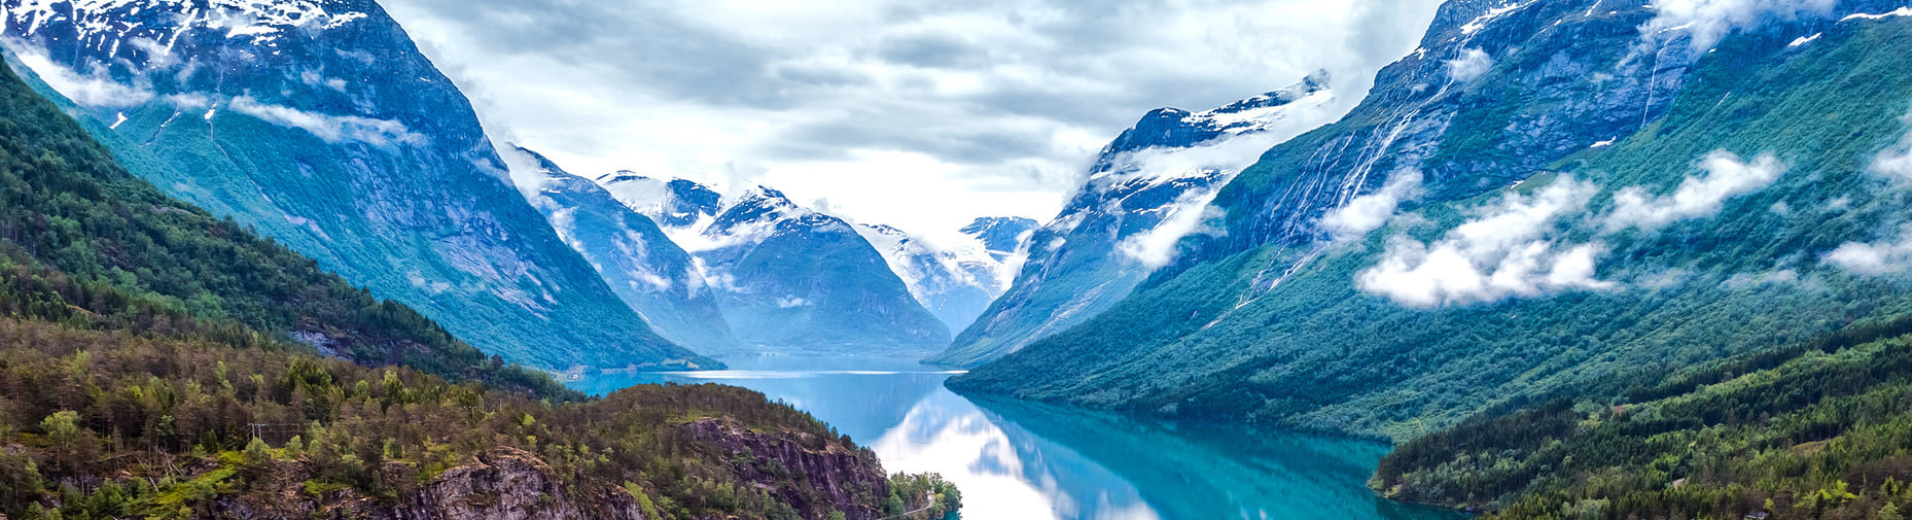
0 48 956 519
1373 311 1912 520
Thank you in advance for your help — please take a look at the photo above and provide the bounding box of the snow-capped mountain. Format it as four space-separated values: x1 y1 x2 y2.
853 218 1036 332
962 217 1040 263
590 174 950 351
510 148 738 353
0 0 712 370
930 73 1340 368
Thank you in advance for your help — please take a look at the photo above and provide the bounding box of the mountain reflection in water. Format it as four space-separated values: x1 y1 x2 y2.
568 354 1466 520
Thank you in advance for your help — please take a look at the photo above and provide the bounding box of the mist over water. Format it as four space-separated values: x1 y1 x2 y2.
569 355 1466 520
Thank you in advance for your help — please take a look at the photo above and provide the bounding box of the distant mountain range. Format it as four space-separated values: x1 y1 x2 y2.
591 174 960 352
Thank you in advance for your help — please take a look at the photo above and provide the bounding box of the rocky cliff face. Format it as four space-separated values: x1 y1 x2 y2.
0 0 708 371
683 418 892 520
200 418 908 520
222 448 646 520
930 74 1339 368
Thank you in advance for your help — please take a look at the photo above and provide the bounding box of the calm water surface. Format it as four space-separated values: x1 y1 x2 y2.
568 354 1466 520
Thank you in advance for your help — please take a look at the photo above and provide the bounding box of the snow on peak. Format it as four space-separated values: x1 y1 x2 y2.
2 0 371 52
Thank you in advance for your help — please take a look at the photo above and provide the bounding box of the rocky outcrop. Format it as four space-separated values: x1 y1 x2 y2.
218 448 645 520
684 418 891 520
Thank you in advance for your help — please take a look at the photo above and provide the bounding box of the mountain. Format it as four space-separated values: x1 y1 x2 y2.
928 73 1338 368
0 47 964 519
962 216 1041 262
952 0 1912 441
508 147 738 352
598 175 952 351
0 0 712 371
854 218 1034 332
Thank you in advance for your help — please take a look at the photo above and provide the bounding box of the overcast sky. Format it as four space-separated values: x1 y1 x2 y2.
381 0 1444 239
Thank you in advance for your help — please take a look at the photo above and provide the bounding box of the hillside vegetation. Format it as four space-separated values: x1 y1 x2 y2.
0 46 956 520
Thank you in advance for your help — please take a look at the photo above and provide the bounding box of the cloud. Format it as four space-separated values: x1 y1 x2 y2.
9 47 154 108
1825 229 1912 275
228 96 425 147
1117 188 1225 270
1445 48 1493 82
1643 0 1837 51
1871 111 1912 181
1358 177 1613 307
378 0 1447 238
1320 169 1423 242
1604 151 1782 232
776 297 812 308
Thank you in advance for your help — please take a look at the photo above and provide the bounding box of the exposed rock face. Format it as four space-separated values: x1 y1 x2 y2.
218 448 644 520
684 418 892 520
379 449 645 520
206 419 904 520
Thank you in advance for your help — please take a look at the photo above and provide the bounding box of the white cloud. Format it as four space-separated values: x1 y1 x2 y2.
1826 227 1912 275
1445 48 1493 82
1871 111 1912 181
776 296 811 308
380 0 1446 238
1117 188 1224 270
1643 0 1837 51
1321 169 1423 242
9 47 153 108
228 96 425 147
1358 177 1613 307
1604 151 1781 232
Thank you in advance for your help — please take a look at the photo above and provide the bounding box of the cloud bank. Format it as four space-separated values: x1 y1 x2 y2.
1359 149 1784 308
379 0 1446 237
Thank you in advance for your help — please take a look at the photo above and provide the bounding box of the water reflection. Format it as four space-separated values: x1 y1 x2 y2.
568 355 1465 520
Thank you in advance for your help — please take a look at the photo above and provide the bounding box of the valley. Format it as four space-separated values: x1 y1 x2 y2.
2 0 1912 518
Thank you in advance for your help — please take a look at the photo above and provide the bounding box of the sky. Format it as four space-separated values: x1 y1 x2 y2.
381 0 1445 239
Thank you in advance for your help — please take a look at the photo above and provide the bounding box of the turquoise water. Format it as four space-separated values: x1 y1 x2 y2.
568 354 1467 520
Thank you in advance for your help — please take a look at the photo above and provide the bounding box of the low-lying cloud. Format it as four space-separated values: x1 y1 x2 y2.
1321 169 1423 242
229 96 424 147
1870 111 1912 181
1825 229 1912 275
9 47 154 108
1643 0 1837 51
1605 151 1782 231
1445 48 1493 83
1359 149 1784 308
1359 177 1611 307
